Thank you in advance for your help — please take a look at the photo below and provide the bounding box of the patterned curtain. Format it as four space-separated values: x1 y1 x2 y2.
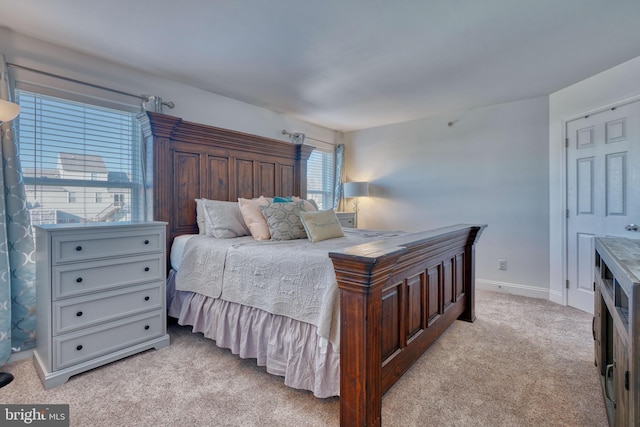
333 144 345 210
0 55 36 366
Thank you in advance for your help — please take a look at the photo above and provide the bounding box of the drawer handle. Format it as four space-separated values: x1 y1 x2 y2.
76 277 83 283
605 363 616 405
144 267 150 272
75 245 83 251
144 296 150 301
144 325 150 330
76 311 83 317
144 240 150 245
76 345 83 351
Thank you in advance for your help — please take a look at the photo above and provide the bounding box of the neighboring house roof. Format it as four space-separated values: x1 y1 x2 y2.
58 152 108 174
22 167 61 179
29 186 66 192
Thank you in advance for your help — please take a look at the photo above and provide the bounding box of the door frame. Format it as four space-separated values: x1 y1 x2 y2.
561 93 640 312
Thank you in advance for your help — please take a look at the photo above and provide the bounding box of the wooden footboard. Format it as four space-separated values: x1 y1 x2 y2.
329 224 486 426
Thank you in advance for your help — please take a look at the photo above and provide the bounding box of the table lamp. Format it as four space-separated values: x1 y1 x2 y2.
343 181 369 228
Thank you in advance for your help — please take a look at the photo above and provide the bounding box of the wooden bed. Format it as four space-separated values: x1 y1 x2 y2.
140 111 486 427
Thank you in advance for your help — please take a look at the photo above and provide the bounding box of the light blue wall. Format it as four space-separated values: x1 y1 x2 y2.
343 97 551 298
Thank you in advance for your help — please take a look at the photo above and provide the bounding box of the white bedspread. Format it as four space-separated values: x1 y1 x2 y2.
174 229 405 350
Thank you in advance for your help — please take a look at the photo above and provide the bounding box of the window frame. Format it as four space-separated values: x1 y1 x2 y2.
306 146 336 211
14 86 145 225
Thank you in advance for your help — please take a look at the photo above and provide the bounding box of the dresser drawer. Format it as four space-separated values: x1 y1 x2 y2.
53 229 163 264
336 212 355 228
54 254 163 299
54 309 165 370
54 282 163 334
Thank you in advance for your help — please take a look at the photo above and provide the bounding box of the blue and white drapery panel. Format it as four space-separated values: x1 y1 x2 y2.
0 54 36 366
333 144 345 211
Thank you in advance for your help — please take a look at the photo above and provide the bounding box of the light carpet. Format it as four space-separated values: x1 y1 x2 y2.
0 290 608 426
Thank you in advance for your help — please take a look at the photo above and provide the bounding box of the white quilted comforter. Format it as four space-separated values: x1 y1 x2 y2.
175 229 405 350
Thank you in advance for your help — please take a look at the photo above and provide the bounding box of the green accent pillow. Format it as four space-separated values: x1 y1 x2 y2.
299 209 344 243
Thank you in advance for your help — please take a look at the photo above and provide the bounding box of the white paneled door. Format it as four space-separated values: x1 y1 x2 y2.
566 100 640 313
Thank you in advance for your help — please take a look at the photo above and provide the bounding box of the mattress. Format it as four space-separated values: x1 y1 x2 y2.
169 234 198 271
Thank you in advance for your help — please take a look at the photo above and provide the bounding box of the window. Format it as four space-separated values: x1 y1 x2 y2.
16 90 143 225
307 149 335 210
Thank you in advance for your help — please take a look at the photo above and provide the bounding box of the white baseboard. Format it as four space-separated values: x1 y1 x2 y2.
476 279 551 300
548 289 564 305
7 349 33 364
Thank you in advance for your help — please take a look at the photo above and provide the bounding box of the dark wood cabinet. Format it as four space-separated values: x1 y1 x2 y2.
594 238 639 427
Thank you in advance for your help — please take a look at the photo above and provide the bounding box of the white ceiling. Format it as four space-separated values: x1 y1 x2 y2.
2 0 640 131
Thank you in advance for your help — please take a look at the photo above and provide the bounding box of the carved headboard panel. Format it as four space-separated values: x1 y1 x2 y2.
139 112 314 252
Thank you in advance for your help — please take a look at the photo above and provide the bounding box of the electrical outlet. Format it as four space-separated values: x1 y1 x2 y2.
498 259 507 271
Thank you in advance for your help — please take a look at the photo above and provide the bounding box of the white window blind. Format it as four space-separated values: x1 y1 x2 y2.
307 149 334 210
16 89 144 225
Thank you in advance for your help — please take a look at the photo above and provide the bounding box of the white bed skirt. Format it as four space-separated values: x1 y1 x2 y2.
167 270 340 398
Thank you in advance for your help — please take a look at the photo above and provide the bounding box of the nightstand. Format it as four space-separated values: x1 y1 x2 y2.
336 212 356 228
33 221 170 389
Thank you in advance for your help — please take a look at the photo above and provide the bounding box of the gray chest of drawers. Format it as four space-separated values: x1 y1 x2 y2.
33 221 170 389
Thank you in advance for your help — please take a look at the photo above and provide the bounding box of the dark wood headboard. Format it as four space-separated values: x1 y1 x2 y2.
139 112 315 251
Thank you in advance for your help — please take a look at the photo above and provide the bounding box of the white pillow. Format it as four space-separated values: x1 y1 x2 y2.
292 196 318 212
200 199 250 238
195 199 206 234
299 209 344 243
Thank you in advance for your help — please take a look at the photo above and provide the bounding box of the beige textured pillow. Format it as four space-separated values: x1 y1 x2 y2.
299 209 344 243
238 196 271 240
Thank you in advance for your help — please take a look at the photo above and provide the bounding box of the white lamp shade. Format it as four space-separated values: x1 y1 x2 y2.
343 181 369 198
0 99 20 122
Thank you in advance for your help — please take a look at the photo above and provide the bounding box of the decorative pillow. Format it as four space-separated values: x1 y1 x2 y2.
299 209 344 243
201 199 250 239
238 196 271 240
260 201 307 241
273 196 292 203
292 196 318 212
195 199 206 234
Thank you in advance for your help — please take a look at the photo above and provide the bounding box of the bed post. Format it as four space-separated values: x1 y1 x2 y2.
330 245 407 427
459 225 484 322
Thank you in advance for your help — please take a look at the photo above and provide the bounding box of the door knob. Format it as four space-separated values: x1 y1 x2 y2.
625 224 639 232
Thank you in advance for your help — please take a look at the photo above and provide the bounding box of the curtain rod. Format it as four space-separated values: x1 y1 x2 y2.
282 129 335 145
305 135 336 145
7 62 175 109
